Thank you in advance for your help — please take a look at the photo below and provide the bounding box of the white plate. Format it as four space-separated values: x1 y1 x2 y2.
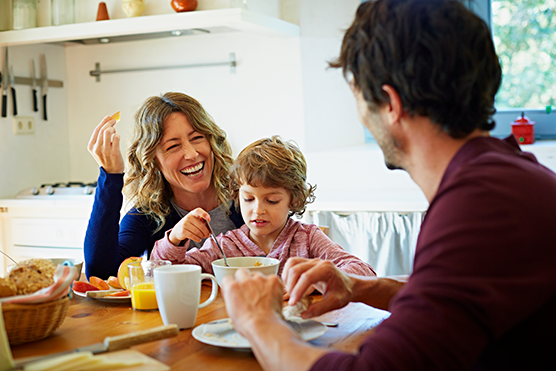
73 289 131 303
192 317 326 349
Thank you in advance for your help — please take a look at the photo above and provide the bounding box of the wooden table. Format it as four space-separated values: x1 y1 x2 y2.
10 284 390 370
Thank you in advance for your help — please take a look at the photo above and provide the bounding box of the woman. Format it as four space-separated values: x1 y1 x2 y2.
84 92 243 279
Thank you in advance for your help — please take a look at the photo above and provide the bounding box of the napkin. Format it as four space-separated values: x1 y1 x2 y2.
0 265 78 304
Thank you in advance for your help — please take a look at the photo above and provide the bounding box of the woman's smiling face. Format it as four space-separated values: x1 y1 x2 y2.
155 112 215 201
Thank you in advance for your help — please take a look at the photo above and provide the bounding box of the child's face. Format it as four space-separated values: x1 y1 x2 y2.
239 183 291 244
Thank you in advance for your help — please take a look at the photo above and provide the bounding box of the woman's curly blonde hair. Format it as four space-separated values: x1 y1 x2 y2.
124 92 233 232
229 136 316 218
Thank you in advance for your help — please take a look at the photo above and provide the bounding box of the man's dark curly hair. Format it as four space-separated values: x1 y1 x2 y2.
330 0 502 138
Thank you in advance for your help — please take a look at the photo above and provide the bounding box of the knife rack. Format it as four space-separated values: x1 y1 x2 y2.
89 53 236 82
12 76 63 88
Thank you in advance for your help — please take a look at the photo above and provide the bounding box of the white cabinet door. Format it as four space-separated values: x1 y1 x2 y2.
12 218 88 248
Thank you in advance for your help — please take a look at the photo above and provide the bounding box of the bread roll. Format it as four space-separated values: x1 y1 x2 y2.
16 258 56 279
9 266 54 295
0 277 17 298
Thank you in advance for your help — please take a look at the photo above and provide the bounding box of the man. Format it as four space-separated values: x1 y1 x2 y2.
221 0 556 370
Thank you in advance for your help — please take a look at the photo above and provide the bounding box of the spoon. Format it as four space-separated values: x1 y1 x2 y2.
0 249 18 265
205 219 229 267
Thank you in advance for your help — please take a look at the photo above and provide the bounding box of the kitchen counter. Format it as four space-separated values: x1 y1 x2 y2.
306 140 556 213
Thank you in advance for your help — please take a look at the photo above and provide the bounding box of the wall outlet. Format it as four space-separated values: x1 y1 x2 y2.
13 116 36 135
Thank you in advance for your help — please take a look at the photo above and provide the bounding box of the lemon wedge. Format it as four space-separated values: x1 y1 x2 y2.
110 111 121 122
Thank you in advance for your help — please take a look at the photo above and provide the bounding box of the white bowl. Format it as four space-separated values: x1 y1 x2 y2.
50 258 84 279
211 257 280 287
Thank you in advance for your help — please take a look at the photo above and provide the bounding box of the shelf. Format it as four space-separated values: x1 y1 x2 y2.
0 8 300 47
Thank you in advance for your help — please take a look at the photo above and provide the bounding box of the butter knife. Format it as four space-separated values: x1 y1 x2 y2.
14 324 179 369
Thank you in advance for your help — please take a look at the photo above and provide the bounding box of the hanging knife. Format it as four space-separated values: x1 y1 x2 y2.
9 65 17 116
31 59 38 112
40 54 48 120
1 48 7 118
0 70 3 117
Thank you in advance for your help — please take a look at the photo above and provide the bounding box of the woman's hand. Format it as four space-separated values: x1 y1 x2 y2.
168 208 211 245
87 115 125 174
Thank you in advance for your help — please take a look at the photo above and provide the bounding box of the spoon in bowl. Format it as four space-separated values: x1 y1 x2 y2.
0 249 18 265
205 219 229 267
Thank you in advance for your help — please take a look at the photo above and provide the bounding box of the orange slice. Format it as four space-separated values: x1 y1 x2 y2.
110 111 121 122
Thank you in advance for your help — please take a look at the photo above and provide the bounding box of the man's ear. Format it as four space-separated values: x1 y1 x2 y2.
382 85 403 126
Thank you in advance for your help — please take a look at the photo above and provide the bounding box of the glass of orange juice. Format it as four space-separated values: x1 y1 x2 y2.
129 260 171 311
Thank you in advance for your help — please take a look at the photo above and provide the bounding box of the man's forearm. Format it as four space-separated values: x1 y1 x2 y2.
243 316 329 371
351 276 405 311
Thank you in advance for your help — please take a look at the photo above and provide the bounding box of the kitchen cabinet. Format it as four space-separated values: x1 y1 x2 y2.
0 198 94 274
0 8 299 47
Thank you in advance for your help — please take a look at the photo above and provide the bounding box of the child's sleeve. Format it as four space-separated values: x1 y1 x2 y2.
151 229 190 264
310 227 377 277
181 239 223 275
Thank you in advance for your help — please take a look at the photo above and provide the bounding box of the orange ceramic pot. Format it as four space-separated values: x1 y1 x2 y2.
171 0 197 12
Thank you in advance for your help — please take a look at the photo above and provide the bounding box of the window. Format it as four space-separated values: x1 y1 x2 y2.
364 0 556 142
491 0 555 110
468 0 555 139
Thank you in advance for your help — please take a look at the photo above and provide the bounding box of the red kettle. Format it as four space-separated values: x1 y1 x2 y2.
511 112 535 145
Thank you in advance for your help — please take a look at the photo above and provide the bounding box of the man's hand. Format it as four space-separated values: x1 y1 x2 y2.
221 269 284 338
168 208 211 245
222 269 329 371
282 258 355 318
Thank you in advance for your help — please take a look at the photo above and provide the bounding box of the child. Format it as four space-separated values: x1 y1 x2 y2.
151 136 376 277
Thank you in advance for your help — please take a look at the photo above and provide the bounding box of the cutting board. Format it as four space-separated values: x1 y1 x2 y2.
101 350 170 371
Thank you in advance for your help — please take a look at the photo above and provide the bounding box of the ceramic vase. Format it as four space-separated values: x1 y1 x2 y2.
96 1 109 21
122 0 145 17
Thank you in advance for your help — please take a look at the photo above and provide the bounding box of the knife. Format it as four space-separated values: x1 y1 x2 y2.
31 59 38 112
1 48 8 117
9 65 17 116
13 324 179 369
40 54 48 120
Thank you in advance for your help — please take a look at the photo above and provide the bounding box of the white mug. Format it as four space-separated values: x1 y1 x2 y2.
153 265 218 329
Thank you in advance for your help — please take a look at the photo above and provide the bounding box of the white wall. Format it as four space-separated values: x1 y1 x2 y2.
0 43 70 198
299 0 364 153
0 0 419 208
64 0 363 184
65 31 305 182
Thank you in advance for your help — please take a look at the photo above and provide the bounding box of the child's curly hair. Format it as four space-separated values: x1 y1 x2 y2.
229 136 316 218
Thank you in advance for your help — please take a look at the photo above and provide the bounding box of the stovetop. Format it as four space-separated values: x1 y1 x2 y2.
16 182 97 199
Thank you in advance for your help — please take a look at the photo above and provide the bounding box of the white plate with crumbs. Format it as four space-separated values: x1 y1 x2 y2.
192 317 326 349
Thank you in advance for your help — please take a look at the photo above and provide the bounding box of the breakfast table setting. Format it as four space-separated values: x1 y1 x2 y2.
1 257 391 370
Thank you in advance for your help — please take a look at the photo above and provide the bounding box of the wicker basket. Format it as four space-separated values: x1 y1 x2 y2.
2 296 70 345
